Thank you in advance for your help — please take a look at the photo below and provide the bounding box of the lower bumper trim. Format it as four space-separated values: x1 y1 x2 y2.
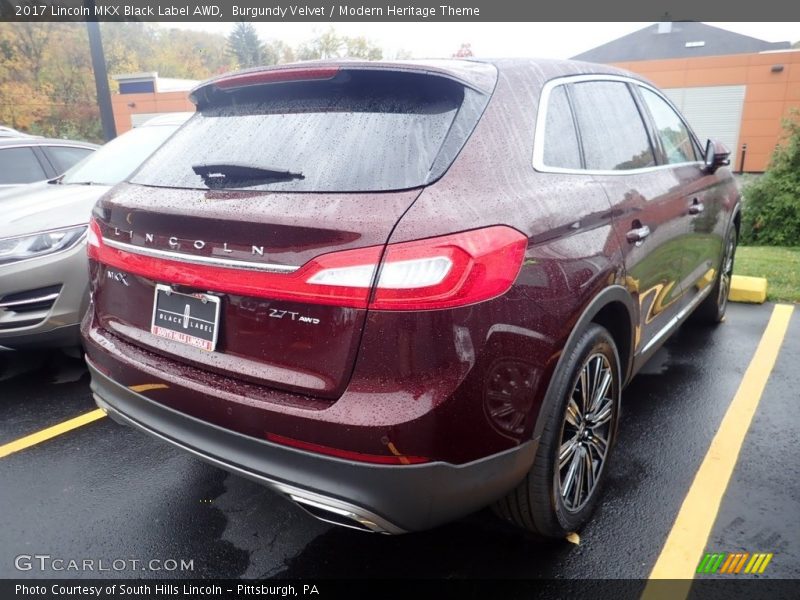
87 357 537 533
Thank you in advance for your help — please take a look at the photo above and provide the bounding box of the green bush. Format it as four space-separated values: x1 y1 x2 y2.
741 110 800 246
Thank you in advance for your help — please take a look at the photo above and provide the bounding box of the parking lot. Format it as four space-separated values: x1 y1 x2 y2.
0 302 797 586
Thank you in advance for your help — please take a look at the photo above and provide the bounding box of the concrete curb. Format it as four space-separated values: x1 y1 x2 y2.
729 275 768 304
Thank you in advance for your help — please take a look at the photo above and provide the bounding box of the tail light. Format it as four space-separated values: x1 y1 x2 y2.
87 220 527 310
214 67 340 90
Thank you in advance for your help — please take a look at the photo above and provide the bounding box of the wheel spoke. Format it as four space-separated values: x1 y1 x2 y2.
579 367 590 415
590 370 612 414
561 450 581 504
583 447 595 495
565 398 581 428
588 397 614 427
559 435 579 469
586 432 608 460
572 447 585 508
591 357 602 402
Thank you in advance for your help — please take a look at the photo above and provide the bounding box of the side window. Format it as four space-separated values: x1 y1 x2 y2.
0 147 47 184
45 145 94 173
639 88 697 164
571 81 655 171
542 85 582 169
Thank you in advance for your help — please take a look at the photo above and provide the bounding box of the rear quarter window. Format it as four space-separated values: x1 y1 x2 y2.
570 81 656 171
541 85 582 170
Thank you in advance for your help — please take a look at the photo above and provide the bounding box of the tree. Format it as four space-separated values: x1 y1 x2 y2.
263 39 294 65
297 28 382 61
227 22 264 68
453 43 473 58
741 110 800 246
344 36 382 60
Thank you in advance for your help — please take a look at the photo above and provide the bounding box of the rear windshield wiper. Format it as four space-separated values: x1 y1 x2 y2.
191 162 304 183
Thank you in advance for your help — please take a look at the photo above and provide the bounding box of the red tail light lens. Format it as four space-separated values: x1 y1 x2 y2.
214 67 340 90
86 218 102 258
310 226 528 310
88 220 526 310
265 433 429 465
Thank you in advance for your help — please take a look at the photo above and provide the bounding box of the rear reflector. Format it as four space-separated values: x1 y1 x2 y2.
214 67 340 90
265 432 429 465
88 220 527 310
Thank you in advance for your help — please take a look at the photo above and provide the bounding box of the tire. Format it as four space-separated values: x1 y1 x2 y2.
493 323 621 537
694 226 737 324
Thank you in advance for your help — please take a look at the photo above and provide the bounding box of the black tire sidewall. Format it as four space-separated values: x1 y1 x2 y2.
535 324 621 535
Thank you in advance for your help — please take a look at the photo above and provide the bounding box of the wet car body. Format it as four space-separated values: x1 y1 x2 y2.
0 115 190 350
83 59 740 534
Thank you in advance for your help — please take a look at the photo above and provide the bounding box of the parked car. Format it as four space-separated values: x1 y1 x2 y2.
83 60 740 536
0 113 191 350
0 125 34 138
0 137 99 189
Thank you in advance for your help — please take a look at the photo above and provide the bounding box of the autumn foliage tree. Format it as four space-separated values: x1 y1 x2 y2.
0 22 234 141
226 22 264 68
0 23 388 142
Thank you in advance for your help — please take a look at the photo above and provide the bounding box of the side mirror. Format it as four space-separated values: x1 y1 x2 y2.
704 139 731 173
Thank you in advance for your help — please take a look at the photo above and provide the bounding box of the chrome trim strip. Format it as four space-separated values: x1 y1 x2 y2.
92 392 405 535
0 292 60 309
103 238 299 274
639 285 713 356
532 74 704 176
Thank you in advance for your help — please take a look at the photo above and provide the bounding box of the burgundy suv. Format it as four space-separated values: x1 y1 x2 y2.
83 59 739 536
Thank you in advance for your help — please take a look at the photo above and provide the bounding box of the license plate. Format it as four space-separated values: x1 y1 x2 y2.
150 284 221 351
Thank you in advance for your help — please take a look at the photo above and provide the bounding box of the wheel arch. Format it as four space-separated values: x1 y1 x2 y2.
530 285 636 445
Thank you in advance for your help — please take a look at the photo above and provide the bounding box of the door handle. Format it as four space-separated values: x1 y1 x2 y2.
626 225 651 244
689 199 705 215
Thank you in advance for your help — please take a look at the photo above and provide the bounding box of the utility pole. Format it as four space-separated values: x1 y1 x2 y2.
83 0 116 141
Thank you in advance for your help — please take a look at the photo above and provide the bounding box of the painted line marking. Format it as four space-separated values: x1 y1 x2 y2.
128 383 169 393
0 409 106 459
642 303 794 597
0 382 168 459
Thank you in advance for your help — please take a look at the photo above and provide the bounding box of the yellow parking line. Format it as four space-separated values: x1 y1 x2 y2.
0 409 106 459
642 304 794 598
128 383 168 393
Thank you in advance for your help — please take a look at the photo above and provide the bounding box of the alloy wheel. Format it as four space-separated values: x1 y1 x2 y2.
557 353 616 513
718 235 736 313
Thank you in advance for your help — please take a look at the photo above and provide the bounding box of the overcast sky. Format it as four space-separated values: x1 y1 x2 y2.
165 22 798 59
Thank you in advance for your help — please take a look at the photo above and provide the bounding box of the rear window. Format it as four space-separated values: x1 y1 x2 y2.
130 71 491 192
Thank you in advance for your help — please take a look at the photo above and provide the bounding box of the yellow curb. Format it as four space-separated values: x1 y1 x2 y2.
729 275 767 304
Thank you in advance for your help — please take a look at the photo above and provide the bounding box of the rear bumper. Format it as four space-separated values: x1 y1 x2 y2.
87 359 536 533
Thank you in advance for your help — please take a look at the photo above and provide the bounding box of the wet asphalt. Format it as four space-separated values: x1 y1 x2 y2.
0 302 797 581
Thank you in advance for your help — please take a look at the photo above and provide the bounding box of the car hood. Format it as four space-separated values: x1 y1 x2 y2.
0 182 111 239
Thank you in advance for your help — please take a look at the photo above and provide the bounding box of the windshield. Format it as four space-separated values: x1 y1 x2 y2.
62 125 180 186
131 71 486 192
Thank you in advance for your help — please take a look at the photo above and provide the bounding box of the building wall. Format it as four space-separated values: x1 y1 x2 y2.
111 91 194 135
612 50 800 172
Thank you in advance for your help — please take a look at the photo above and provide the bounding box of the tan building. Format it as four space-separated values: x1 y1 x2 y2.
574 22 798 172
111 72 197 135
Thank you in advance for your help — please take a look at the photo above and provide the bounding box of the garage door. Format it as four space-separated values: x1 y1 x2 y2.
662 85 746 155
131 112 184 128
